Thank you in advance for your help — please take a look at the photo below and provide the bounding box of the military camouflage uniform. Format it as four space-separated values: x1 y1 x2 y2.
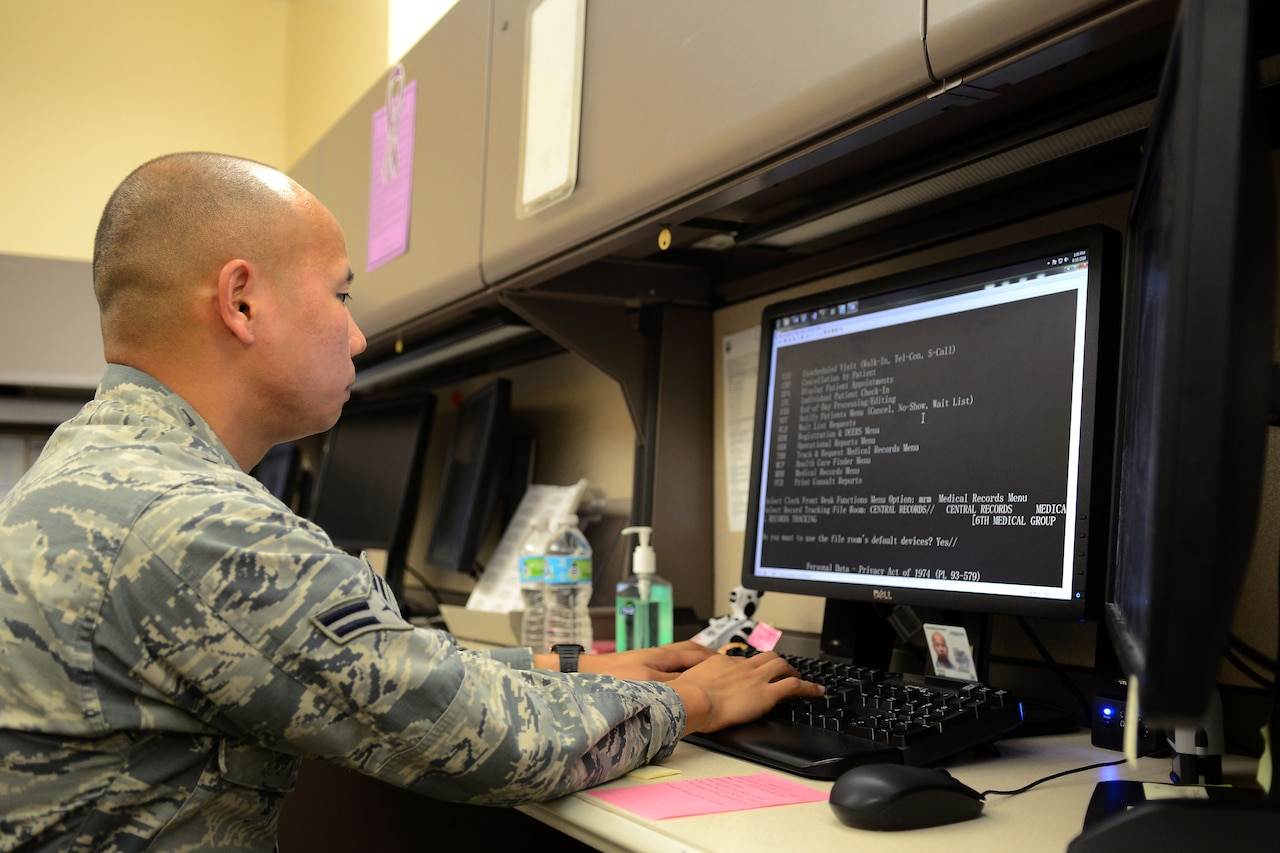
0 365 685 852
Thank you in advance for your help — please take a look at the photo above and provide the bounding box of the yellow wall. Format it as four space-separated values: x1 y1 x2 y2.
286 0 392 169
0 0 393 262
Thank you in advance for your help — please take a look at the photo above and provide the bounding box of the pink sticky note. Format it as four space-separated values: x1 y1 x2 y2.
585 772 827 820
748 621 782 652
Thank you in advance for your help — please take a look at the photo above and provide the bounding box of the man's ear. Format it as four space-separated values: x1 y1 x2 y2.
217 259 258 345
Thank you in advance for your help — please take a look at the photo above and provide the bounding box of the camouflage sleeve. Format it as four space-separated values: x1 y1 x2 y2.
104 476 684 806
464 645 537 669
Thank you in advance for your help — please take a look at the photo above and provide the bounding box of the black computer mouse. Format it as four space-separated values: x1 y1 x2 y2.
828 763 984 831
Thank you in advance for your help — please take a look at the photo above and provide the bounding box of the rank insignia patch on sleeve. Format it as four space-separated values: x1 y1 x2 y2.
313 572 412 644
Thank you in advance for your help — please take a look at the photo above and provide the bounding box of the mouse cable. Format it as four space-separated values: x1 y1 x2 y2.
978 757 1129 798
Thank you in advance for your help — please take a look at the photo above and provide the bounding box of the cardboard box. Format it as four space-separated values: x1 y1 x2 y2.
439 605 523 647
439 604 616 650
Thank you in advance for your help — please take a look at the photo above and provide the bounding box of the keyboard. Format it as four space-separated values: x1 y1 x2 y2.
683 653 1023 780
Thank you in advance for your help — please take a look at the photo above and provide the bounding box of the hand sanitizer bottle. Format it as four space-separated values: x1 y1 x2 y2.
615 526 673 651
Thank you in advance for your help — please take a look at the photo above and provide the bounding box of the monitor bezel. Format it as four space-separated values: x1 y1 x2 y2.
740 226 1120 621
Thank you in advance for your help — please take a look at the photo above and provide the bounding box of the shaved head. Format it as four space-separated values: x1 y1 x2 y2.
92 152 309 350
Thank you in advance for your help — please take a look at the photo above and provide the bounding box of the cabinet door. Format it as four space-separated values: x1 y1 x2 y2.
482 0 930 285
925 0 1122 80
306 0 490 339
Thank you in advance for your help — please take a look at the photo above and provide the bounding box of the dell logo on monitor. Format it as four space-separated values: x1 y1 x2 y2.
873 589 894 601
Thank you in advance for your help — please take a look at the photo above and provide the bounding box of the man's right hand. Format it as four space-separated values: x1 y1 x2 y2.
666 651 824 735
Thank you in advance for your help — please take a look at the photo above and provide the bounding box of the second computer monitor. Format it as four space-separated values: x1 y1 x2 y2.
309 393 437 592
426 378 514 574
1105 0 1276 727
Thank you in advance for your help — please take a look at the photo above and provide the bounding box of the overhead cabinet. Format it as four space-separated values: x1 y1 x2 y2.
480 0 932 287
291 0 1154 345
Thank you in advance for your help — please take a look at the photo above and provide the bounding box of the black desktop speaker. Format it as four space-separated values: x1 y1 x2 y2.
1092 681 1164 754
1092 627 1164 755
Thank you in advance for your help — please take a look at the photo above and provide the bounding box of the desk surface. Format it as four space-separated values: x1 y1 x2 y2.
518 732 1260 853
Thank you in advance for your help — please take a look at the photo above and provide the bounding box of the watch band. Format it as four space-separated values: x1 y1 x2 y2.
551 643 585 673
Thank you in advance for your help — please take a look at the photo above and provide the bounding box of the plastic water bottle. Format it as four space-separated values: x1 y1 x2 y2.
616 526 674 651
543 514 593 650
518 517 553 651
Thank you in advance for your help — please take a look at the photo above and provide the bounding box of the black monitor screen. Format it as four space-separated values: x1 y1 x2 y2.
742 227 1118 620
309 394 436 563
1105 0 1275 726
426 378 512 574
252 442 300 505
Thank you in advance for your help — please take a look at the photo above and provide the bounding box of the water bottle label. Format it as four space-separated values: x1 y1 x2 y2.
518 555 546 583
546 555 592 583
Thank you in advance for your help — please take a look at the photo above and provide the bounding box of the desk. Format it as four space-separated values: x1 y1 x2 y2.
518 733 1260 853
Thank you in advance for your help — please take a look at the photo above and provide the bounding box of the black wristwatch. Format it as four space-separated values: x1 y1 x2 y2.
551 643 585 673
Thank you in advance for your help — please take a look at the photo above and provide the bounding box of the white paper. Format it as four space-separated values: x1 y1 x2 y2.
465 479 589 613
722 327 760 532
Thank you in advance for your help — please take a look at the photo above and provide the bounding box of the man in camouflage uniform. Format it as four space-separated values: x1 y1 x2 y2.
0 153 821 852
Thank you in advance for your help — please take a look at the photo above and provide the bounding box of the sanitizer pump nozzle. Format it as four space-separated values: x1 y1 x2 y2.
621 526 655 600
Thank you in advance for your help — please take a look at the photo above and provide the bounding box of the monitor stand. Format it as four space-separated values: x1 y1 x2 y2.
1069 785 1280 852
819 599 995 680
1072 656 1280 849
819 599 896 670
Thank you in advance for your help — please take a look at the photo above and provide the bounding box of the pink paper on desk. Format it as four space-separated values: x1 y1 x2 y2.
585 772 827 820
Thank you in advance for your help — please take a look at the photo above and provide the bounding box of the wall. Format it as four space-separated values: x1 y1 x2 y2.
285 0 393 168
0 0 390 262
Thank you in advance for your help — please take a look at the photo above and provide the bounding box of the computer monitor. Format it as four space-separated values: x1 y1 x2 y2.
251 441 301 506
1103 0 1276 729
741 226 1119 651
309 393 437 597
426 378 513 574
